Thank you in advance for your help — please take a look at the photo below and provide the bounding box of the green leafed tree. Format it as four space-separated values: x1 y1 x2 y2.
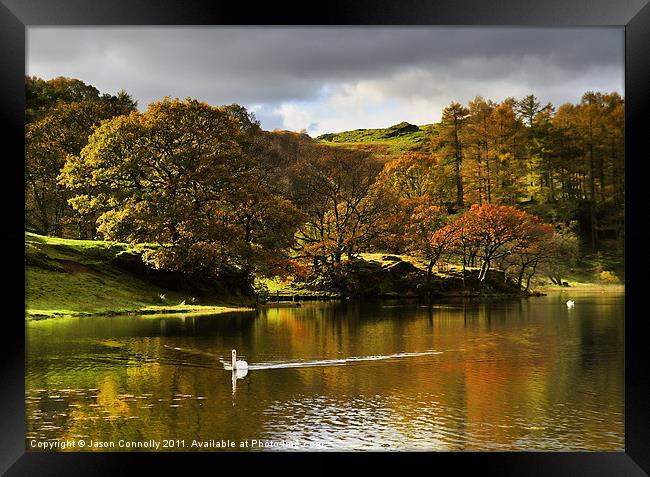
26 93 137 237
61 98 300 280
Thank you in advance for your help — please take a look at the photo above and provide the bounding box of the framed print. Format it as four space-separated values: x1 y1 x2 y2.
1 0 649 474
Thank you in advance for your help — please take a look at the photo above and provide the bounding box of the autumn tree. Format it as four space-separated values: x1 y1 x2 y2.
205 106 307 277
488 99 527 204
406 205 456 285
465 96 496 205
372 151 454 253
542 224 579 286
289 146 385 268
428 91 624 254
61 98 299 280
515 94 543 128
529 92 625 248
26 76 101 123
369 194 431 254
498 227 560 290
549 103 585 205
454 204 554 282
26 91 137 237
431 102 470 208
497 221 578 291
378 151 452 204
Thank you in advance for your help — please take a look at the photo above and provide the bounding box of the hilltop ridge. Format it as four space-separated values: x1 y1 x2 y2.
315 121 437 160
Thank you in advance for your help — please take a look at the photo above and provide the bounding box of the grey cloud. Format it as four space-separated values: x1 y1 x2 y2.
27 27 623 129
252 109 284 131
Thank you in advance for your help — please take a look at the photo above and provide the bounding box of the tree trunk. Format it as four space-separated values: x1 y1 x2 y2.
454 119 464 208
517 266 525 289
485 139 491 204
479 259 490 282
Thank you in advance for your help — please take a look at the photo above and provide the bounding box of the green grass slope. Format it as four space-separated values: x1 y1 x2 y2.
25 233 250 318
316 122 437 160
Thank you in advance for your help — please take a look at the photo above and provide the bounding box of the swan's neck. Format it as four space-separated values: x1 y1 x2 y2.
232 351 236 369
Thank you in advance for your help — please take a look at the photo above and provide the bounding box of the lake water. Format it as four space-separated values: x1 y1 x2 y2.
26 289 624 451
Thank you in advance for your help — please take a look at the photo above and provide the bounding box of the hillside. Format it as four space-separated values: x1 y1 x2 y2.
316 121 437 160
25 233 253 318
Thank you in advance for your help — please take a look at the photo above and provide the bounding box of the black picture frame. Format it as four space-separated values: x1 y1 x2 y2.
1 1 648 475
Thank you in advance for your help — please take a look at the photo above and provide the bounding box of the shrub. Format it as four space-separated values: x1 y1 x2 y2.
599 270 620 283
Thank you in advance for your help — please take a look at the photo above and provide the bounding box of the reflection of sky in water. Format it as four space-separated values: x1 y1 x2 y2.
26 290 624 451
262 394 452 450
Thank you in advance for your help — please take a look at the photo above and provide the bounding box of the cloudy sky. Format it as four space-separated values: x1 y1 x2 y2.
27 27 624 136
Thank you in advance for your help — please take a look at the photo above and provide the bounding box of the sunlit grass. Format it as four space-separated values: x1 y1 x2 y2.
25 232 250 319
315 123 437 159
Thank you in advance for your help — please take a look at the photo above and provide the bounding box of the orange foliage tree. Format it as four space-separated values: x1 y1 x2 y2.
406 204 454 284
457 204 554 282
289 146 385 268
409 204 555 289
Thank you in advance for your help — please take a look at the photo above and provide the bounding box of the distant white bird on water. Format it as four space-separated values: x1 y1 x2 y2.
230 349 248 371
566 300 575 308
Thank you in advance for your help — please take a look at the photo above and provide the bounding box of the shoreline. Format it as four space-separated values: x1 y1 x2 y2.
27 284 625 321
26 304 254 321
534 283 625 292
26 232 624 320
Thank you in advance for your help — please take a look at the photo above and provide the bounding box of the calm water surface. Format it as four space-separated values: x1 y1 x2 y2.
26 289 624 451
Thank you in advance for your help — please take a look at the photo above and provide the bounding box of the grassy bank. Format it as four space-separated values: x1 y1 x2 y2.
25 233 253 319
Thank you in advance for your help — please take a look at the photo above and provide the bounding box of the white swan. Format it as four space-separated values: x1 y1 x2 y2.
566 300 575 308
231 349 248 371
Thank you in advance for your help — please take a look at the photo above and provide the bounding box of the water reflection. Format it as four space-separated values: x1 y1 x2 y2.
26 290 624 451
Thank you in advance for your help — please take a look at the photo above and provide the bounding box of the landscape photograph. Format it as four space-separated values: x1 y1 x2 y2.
25 26 624 451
